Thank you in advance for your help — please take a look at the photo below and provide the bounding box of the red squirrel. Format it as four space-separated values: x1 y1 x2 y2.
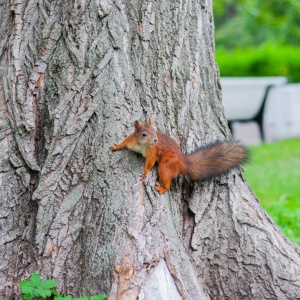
110 119 248 195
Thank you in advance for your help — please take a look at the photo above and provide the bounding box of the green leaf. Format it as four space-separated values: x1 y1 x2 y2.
73 298 83 300
51 289 60 296
20 286 35 295
37 286 52 298
30 273 42 286
42 279 58 289
82 292 88 300
19 281 34 295
19 280 33 289
90 295 107 300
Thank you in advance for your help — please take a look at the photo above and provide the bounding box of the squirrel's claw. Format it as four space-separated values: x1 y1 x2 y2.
109 145 118 151
140 172 148 181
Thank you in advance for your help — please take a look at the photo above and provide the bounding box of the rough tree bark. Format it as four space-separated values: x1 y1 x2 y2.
1 0 300 299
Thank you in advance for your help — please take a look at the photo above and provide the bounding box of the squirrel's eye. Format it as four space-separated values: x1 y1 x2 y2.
142 132 147 137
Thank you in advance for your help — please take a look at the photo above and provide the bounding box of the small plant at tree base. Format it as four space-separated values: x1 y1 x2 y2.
19 272 107 300
19 272 58 299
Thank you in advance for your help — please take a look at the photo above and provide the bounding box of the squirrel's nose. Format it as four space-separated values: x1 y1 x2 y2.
154 139 158 143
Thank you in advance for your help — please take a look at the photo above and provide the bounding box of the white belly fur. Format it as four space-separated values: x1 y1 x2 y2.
130 144 147 157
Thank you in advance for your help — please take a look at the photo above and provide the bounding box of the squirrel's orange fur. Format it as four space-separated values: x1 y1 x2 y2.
110 119 248 195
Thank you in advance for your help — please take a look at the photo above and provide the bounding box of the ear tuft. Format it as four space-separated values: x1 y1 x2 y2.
148 118 152 126
134 120 142 131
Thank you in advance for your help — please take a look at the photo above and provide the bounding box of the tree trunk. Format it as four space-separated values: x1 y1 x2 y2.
1 0 300 299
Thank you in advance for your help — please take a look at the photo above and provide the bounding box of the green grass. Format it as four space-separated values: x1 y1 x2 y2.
243 139 300 245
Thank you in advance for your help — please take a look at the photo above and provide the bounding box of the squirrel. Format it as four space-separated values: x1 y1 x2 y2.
110 119 248 195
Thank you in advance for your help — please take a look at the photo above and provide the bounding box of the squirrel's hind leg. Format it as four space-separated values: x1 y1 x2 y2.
155 180 171 195
155 161 174 195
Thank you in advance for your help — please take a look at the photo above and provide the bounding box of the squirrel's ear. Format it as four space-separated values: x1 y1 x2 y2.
148 118 152 126
134 120 142 131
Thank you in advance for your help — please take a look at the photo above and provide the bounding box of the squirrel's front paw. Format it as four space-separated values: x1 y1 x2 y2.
109 144 119 151
140 172 148 181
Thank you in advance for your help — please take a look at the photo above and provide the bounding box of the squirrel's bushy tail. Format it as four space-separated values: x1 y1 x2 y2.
184 140 248 180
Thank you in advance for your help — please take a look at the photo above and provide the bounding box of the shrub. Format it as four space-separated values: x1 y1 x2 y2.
216 43 300 82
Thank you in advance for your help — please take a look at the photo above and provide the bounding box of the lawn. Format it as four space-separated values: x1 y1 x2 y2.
243 139 300 245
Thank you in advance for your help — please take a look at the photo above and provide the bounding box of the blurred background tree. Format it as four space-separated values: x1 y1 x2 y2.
214 0 300 81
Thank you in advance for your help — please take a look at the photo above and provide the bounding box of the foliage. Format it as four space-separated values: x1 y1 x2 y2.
215 43 300 82
19 273 107 300
19 273 59 300
213 0 300 48
243 139 300 245
213 0 300 82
